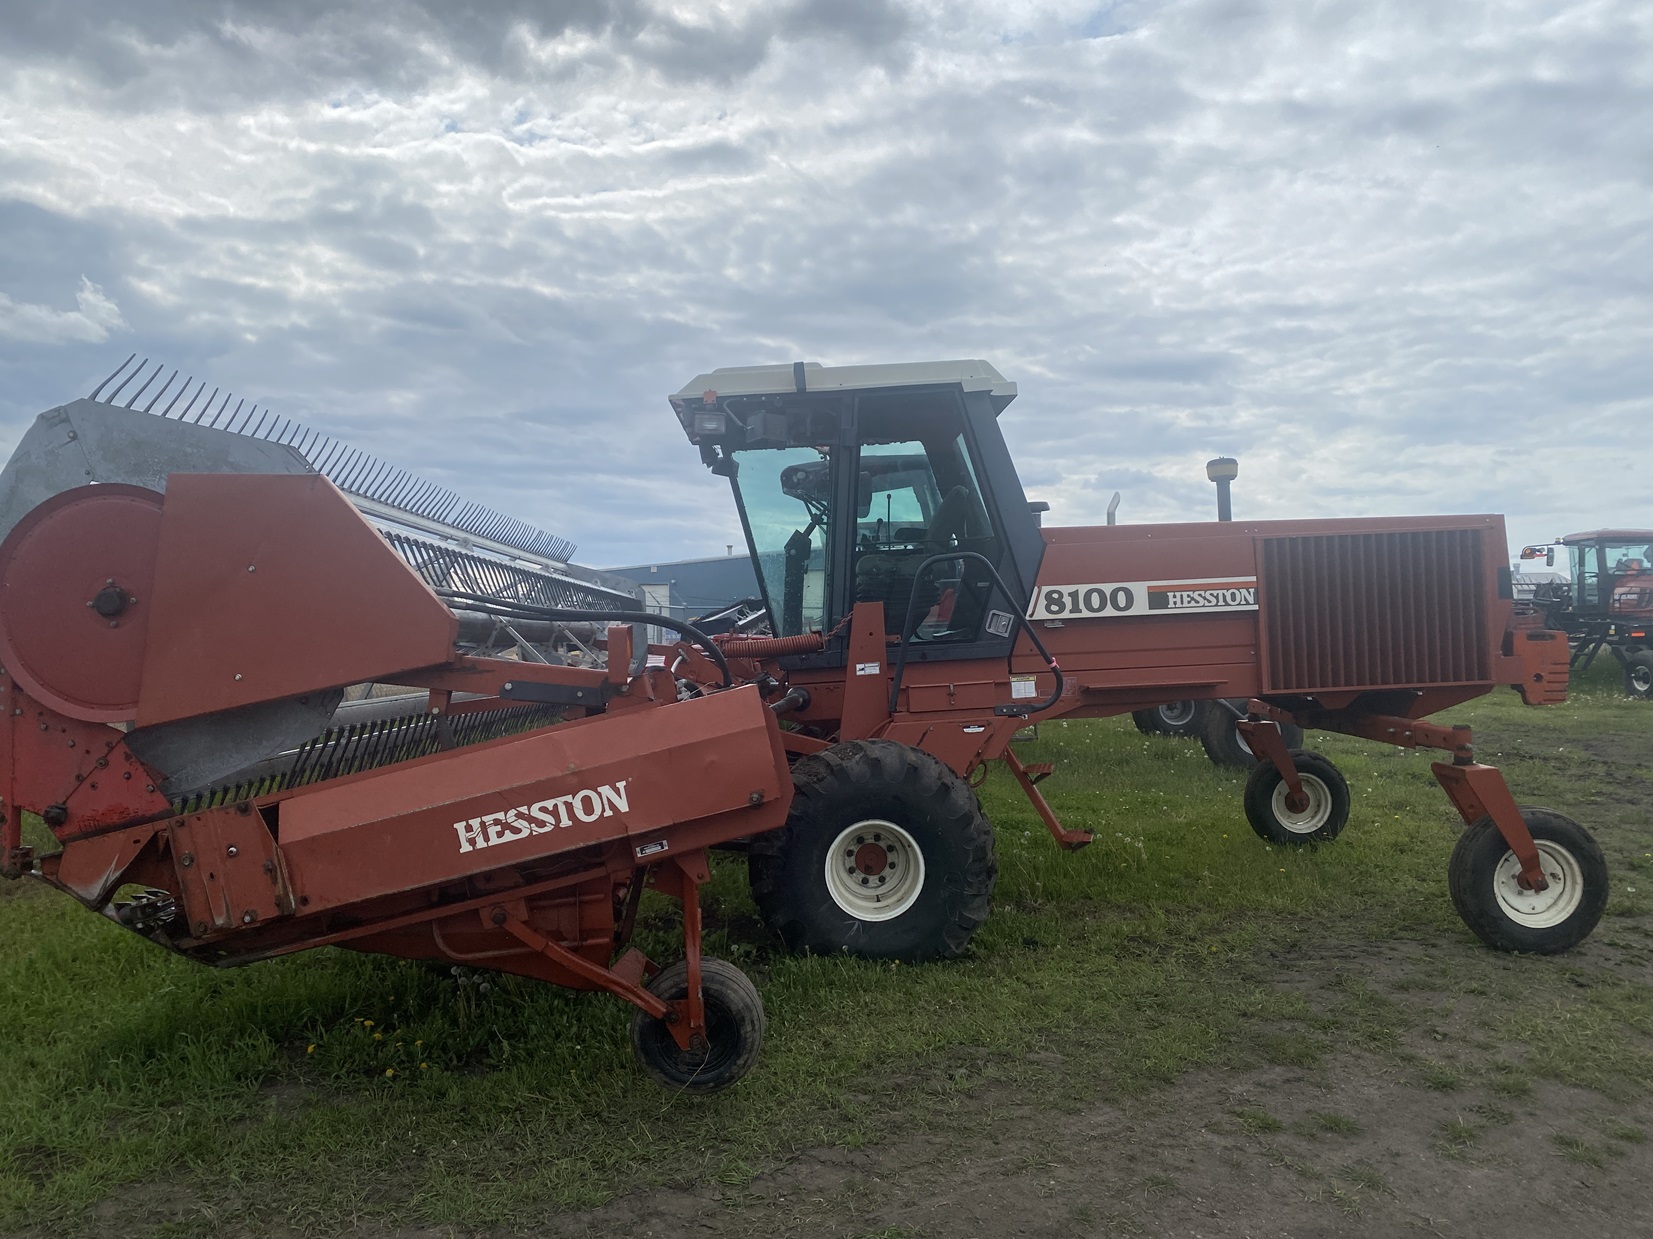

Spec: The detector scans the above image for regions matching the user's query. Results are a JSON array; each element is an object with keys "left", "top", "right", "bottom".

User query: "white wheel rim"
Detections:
[
  {"left": 1269, "top": 774, "right": 1334, "bottom": 834},
  {"left": 1159, "top": 700, "right": 1197, "bottom": 727},
  {"left": 823, "top": 819, "right": 926, "bottom": 922},
  {"left": 1492, "top": 841, "right": 1585, "bottom": 929},
  {"left": 1633, "top": 665, "right": 1652, "bottom": 692}
]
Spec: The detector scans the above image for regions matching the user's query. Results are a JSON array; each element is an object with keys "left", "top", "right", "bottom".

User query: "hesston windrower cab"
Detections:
[
  {"left": 1519, "top": 532, "right": 1653, "bottom": 699},
  {"left": 0, "top": 357, "right": 1607, "bottom": 1094}
]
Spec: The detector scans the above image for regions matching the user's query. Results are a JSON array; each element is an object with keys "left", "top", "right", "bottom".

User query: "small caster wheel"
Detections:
[
  {"left": 630, "top": 958, "right": 765, "bottom": 1093},
  {"left": 1242, "top": 750, "right": 1350, "bottom": 845},
  {"left": 1200, "top": 701, "right": 1304, "bottom": 768},
  {"left": 1448, "top": 808, "right": 1608, "bottom": 954},
  {"left": 1131, "top": 700, "right": 1203, "bottom": 737},
  {"left": 1625, "top": 650, "right": 1653, "bottom": 700}
]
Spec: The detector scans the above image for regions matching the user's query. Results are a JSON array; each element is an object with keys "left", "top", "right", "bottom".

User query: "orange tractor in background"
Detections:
[
  {"left": 0, "top": 356, "right": 1604, "bottom": 1093},
  {"left": 1520, "top": 531, "right": 1653, "bottom": 699}
]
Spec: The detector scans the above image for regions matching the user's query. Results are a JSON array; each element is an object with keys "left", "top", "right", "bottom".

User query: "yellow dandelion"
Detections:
[
  {"left": 373, "top": 1032, "right": 383, "bottom": 1041},
  {"left": 306, "top": 1044, "right": 316, "bottom": 1054},
  {"left": 420, "top": 1062, "right": 429, "bottom": 1070},
  {"left": 384, "top": 1067, "right": 395, "bottom": 1077},
  {"left": 415, "top": 1040, "right": 423, "bottom": 1047},
  {"left": 363, "top": 1019, "right": 374, "bottom": 1028}
]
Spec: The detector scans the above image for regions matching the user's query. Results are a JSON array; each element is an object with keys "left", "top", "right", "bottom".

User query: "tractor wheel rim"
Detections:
[
  {"left": 1492, "top": 841, "right": 1585, "bottom": 929},
  {"left": 1158, "top": 700, "right": 1197, "bottom": 727},
  {"left": 823, "top": 818, "right": 926, "bottom": 922},
  {"left": 1633, "top": 665, "right": 1652, "bottom": 692},
  {"left": 1269, "top": 774, "right": 1333, "bottom": 833}
]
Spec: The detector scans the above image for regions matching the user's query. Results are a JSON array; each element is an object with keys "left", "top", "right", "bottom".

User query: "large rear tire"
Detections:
[
  {"left": 1447, "top": 808, "right": 1607, "bottom": 954},
  {"left": 1199, "top": 701, "right": 1304, "bottom": 768},
  {"left": 1131, "top": 700, "right": 1204, "bottom": 737},
  {"left": 748, "top": 740, "right": 996, "bottom": 961},
  {"left": 1625, "top": 650, "right": 1653, "bottom": 700}
]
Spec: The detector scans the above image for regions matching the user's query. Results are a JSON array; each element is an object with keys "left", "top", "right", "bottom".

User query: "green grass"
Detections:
[{"left": 0, "top": 666, "right": 1649, "bottom": 1235}]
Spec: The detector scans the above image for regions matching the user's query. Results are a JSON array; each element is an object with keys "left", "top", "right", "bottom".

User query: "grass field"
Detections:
[{"left": 1, "top": 661, "right": 1649, "bottom": 1237}]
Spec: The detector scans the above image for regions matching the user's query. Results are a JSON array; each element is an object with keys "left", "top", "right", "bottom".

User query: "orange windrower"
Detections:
[{"left": 0, "top": 356, "right": 1609, "bottom": 1090}]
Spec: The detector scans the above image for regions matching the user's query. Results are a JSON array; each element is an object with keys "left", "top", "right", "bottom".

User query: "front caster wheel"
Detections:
[
  {"left": 1447, "top": 808, "right": 1608, "bottom": 954},
  {"left": 1242, "top": 750, "right": 1350, "bottom": 845},
  {"left": 749, "top": 739, "right": 996, "bottom": 961},
  {"left": 629, "top": 958, "right": 765, "bottom": 1093},
  {"left": 1200, "top": 701, "right": 1304, "bottom": 768}
]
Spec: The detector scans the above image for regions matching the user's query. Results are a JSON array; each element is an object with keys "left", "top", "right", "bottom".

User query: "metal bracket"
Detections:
[
  {"left": 1003, "top": 748, "right": 1091, "bottom": 851},
  {"left": 1431, "top": 761, "right": 1549, "bottom": 891},
  {"left": 499, "top": 679, "right": 612, "bottom": 708},
  {"left": 1236, "top": 718, "right": 1308, "bottom": 809}
]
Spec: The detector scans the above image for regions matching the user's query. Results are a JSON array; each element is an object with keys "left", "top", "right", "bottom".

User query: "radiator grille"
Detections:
[{"left": 1260, "top": 529, "right": 1490, "bottom": 693}]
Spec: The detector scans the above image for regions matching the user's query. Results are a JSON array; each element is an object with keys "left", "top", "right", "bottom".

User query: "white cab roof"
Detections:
[{"left": 671, "top": 359, "right": 1016, "bottom": 412}]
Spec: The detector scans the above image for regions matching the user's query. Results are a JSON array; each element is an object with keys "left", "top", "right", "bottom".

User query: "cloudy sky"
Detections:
[{"left": 0, "top": 0, "right": 1648, "bottom": 570}]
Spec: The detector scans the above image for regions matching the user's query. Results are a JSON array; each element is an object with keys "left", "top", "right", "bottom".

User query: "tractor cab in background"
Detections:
[
  {"left": 1520, "top": 529, "right": 1653, "bottom": 698},
  {"left": 672, "top": 360, "right": 1044, "bottom": 661}
]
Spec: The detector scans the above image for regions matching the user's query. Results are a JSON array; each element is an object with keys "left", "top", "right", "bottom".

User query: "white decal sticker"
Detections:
[
  {"left": 963, "top": 724, "right": 987, "bottom": 734},
  {"left": 635, "top": 839, "right": 669, "bottom": 858},
  {"left": 1010, "top": 676, "right": 1038, "bottom": 700},
  {"left": 1026, "top": 577, "right": 1258, "bottom": 620},
  {"left": 855, "top": 661, "right": 881, "bottom": 676},
  {"left": 454, "top": 779, "right": 630, "bottom": 854}
]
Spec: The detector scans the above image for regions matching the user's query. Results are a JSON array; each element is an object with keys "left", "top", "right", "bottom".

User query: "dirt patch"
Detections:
[
  {"left": 524, "top": 1056, "right": 1652, "bottom": 1239},
  {"left": 520, "top": 935, "right": 1653, "bottom": 1239}
]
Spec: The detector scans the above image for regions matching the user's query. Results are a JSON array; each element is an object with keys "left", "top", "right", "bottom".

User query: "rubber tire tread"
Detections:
[
  {"left": 1242, "top": 750, "right": 1350, "bottom": 845},
  {"left": 748, "top": 739, "right": 996, "bottom": 962},
  {"left": 1133, "top": 701, "right": 1204, "bottom": 738},
  {"left": 1447, "top": 807, "right": 1608, "bottom": 955},
  {"left": 1131, "top": 709, "right": 1168, "bottom": 736},
  {"left": 629, "top": 958, "right": 765, "bottom": 1093},
  {"left": 1199, "top": 701, "right": 1305, "bottom": 768},
  {"left": 1625, "top": 650, "right": 1653, "bottom": 700}
]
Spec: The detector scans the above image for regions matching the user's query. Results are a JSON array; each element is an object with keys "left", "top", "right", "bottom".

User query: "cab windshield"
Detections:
[
  {"left": 731, "top": 446, "right": 836, "bottom": 638},
  {"left": 1571, "top": 540, "right": 1653, "bottom": 614},
  {"left": 728, "top": 404, "right": 1007, "bottom": 643}
]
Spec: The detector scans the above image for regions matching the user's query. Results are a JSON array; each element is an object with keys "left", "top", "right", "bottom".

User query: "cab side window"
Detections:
[{"left": 853, "top": 420, "right": 1003, "bottom": 641}]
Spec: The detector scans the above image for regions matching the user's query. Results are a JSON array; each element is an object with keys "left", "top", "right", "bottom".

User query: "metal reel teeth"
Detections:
[{"left": 87, "top": 356, "right": 580, "bottom": 565}]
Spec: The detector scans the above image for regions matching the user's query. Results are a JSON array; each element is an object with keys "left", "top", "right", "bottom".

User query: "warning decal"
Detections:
[{"left": 1027, "top": 577, "right": 1259, "bottom": 620}]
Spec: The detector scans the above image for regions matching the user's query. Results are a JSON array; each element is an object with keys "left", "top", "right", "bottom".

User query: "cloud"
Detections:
[
  {"left": 0, "top": 277, "right": 127, "bottom": 344},
  {"left": 0, "top": 0, "right": 1647, "bottom": 569}
]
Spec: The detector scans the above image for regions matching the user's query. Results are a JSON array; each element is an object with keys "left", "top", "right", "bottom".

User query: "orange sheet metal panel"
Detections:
[
  {"left": 0, "top": 484, "right": 165, "bottom": 722},
  {"left": 136, "top": 474, "right": 458, "bottom": 726},
  {"left": 276, "top": 685, "right": 788, "bottom": 913},
  {"left": 170, "top": 811, "right": 289, "bottom": 934},
  {"left": 1019, "top": 514, "right": 1510, "bottom": 699},
  {"left": 1257, "top": 526, "right": 1494, "bottom": 694},
  {"left": 1014, "top": 523, "right": 1264, "bottom": 692}
]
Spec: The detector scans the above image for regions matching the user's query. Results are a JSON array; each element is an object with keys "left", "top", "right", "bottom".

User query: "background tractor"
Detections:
[{"left": 1520, "top": 531, "right": 1653, "bottom": 699}]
